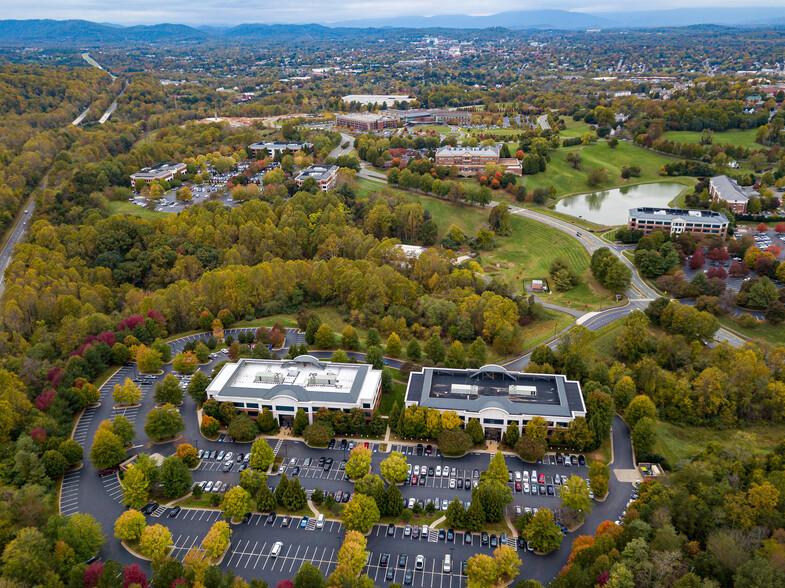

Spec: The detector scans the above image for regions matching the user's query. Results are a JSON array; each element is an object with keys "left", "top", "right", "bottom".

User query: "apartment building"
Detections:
[
  {"left": 434, "top": 145, "right": 500, "bottom": 174},
  {"left": 709, "top": 175, "right": 755, "bottom": 214},
  {"left": 294, "top": 165, "right": 339, "bottom": 191}
]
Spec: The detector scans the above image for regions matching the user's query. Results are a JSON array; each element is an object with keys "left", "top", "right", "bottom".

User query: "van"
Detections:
[
  {"left": 271, "top": 542, "right": 283, "bottom": 557},
  {"left": 443, "top": 554, "right": 452, "bottom": 573},
  {"left": 316, "top": 514, "right": 324, "bottom": 529}
]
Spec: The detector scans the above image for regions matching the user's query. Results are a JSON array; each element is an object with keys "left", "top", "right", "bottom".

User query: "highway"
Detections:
[
  {"left": 537, "top": 114, "right": 551, "bottom": 131},
  {"left": 0, "top": 203, "right": 35, "bottom": 297}
]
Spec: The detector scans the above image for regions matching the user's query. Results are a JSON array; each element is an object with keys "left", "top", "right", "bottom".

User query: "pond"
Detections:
[{"left": 553, "top": 183, "right": 685, "bottom": 225}]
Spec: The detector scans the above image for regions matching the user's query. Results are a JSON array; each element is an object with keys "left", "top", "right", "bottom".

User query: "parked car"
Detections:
[
  {"left": 415, "top": 555, "right": 425, "bottom": 570},
  {"left": 300, "top": 516, "right": 308, "bottom": 528},
  {"left": 168, "top": 506, "right": 181, "bottom": 518},
  {"left": 398, "top": 554, "right": 407, "bottom": 568},
  {"left": 379, "top": 553, "right": 389, "bottom": 567},
  {"left": 266, "top": 512, "right": 276, "bottom": 524},
  {"left": 464, "top": 531, "right": 472, "bottom": 544}
]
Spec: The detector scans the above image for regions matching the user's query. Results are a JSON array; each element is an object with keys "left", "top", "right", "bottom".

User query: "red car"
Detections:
[
  {"left": 412, "top": 475, "right": 418, "bottom": 485},
  {"left": 98, "top": 468, "right": 117, "bottom": 476},
  {"left": 515, "top": 482, "right": 522, "bottom": 492},
  {"left": 538, "top": 473, "right": 545, "bottom": 484}
]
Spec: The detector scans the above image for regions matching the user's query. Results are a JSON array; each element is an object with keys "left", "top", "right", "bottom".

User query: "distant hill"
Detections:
[{"left": 0, "top": 19, "right": 207, "bottom": 45}]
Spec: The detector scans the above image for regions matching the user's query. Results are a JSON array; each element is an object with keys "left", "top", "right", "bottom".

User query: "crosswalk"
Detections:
[
  {"left": 428, "top": 530, "right": 439, "bottom": 543},
  {"left": 150, "top": 505, "right": 167, "bottom": 518},
  {"left": 273, "top": 439, "right": 284, "bottom": 456}
]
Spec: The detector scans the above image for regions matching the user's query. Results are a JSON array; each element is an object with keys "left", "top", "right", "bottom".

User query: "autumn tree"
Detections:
[
  {"left": 201, "top": 520, "right": 232, "bottom": 559},
  {"left": 176, "top": 443, "right": 199, "bottom": 468},
  {"left": 172, "top": 352, "right": 198, "bottom": 374},
  {"left": 380, "top": 451, "right": 408, "bottom": 483},
  {"left": 122, "top": 464, "right": 150, "bottom": 509},
  {"left": 221, "top": 486, "right": 254, "bottom": 521},
  {"left": 90, "top": 425, "right": 125, "bottom": 470},
  {"left": 145, "top": 404, "right": 186, "bottom": 440},
  {"left": 588, "top": 461, "right": 610, "bottom": 498},
  {"left": 114, "top": 509, "right": 146, "bottom": 543},
  {"left": 345, "top": 444, "right": 372, "bottom": 479},
  {"left": 524, "top": 508, "right": 563, "bottom": 553},
  {"left": 58, "top": 513, "right": 105, "bottom": 561},
  {"left": 560, "top": 475, "right": 592, "bottom": 523},
  {"left": 249, "top": 438, "right": 275, "bottom": 471},
  {"left": 139, "top": 524, "right": 173, "bottom": 562},
  {"left": 342, "top": 493, "right": 381, "bottom": 534},
  {"left": 113, "top": 378, "right": 141, "bottom": 405}
]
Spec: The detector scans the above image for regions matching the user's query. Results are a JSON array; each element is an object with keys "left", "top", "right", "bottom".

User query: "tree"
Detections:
[
  {"left": 425, "top": 333, "right": 446, "bottom": 364},
  {"left": 144, "top": 404, "right": 185, "bottom": 440},
  {"left": 588, "top": 461, "right": 610, "bottom": 498},
  {"left": 515, "top": 436, "right": 547, "bottom": 462},
  {"left": 345, "top": 445, "right": 372, "bottom": 479},
  {"left": 303, "top": 422, "right": 333, "bottom": 447},
  {"left": 437, "top": 428, "right": 473, "bottom": 456},
  {"left": 466, "top": 418, "right": 485, "bottom": 444},
  {"left": 187, "top": 371, "right": 210, "bottom": 404},
  {"left": 228, "top": 413, "right": 258, "bottom": 442},
  {"left": 176, "top": 443, "right": 199, "bottom": 468},
  {"left": 1, "top": 527, "right": 52, "bottom": 584},
  {"left": 257, "top": 485, "right": 276, "bottom": 512},
  {"left": 172, "top": 352, "right": 198, "bottom": 375},
  {"left": 632, "top": 417, "right": 657, "bottom": 454},
  {"left": 386, "top": 332, "right": 402, "bottom": 357},
  {"left": 90, "top": 427, "right": 125, "bottom": 470},
  {"left": 59, "top": 513, "right": 105, "bottom": 561},
  {"left": 139, "top": 524, "right": 173, "bottom": 562},
  {"left": 466, "top": 553, "right": 498, "bottom": 588},
  {"left": 258, "top": 407, "right": 279, "bottom": 434},
  {"left": 137, "top": 346, "right": 163, "bottom": 373},
  {"left": 221, "top": 486, "right": 253, "bottom": 520},
  {"left": 291, "top": 409, "right": 309, "bottom": 437},
  {"left": 239, "top": 467, "right": 267, "bottom": 498},
  {"left": 525, "top": 416, "right": 548, "bottom": 441},
  {"left": 386, "top": 482, "right": 403, "bottom": 517},
  {"left": 494, "top": 545, "right": 522, "bottom": 582},
  {"left": 445, "top": 496, "right": 466, "bottom": 528},
  {"left": 159, "top": 456, "right": 192, "bottom": 498},
  {"left": 342, "top": 493, "right": 380, "bottom": 534},
  {"left": 154, "top": 375, "right": 183, "bottom": 405},
  {"left": 504, "top": 421, "right": 520, "bottom": 447},
  {"left": 625, "top": 395, "right": 658, "bottom": 429},
  {"left": 406, "top": 338, "right": 421, "bottom": 361},
  {"left": 560, "top": 475, "right": 592, "bottom": 522},
  {"left": 365, "top": 345, "right": 384, "bottom": 370},
  {"left": 113, "top": 414, "right": 136, "bottom": 445},
  {"left": 201, "top": 414, "right": 220, "bottom": 437},
  {"left": 293, "top": 561, "right": 326, "bottom": 588},
  {"left": 613, "top": 376, "right": 637, "bottom": 410},
  {"left": 335, "top": 531, "right": 369, "bottom": 578},
  {"left": 341, "top": 326, "right": 360, "bottom": 350},
  {"left": 524, "top": 509, "right": 562, "bottom": 552},
  {"left": 122, "top": 464, "right": 150, "bottom": 509},
  {"left": 380, "top": 451, "right": 408, "bottom": 483},
  {"left": 250, "top": 438, "right": 275, "bottom": 470},
  {"left": 114, "top": 509, "right": 146, "bottom": 543},
  {"left": 465, "top": 492, "right": 485, "bottom": 531},
  {"left": 201, "top": 520, "right": 232, "bottom": 559},
  {"left": 486, "top": 451, "right": 509, "bottom": 484},
  {"left": 314, "top": 324, "right": 336, "bottom": 348},
  {"left": 282, "top": 476, "right": 307, "bottom": 511},
  {"left": 113, "top": 378, "right": 141, "bottom": 405}
]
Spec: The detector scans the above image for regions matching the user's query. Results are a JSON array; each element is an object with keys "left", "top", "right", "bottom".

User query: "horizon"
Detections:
[{"left": 2, "top": 2, "right": 785, "bottom": 27}]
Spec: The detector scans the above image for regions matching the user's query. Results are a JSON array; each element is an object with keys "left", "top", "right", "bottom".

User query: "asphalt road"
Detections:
[
  {"left": 0, "top": 203, "right": 35, "bottom": 297},
  {"left": 63, "top": 328, "right": 637, "bottom": 586}
]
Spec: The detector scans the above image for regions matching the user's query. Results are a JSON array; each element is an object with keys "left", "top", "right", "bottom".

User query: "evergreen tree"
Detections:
[
  {"left": 386, "top": 483, "right": 403, "bottom": 517},
  {"left": 284, "top": 476, "right": 307, "bottom": 510},
  {"left": 445, "top": 497, "right": 466, "bottom": 529},
  {"left": 366, "top": 328, "right": 382, "bottom": 348},
  {"left": 293, "top": 409, "right": 309, "bottom": 437},
  {"left": 388, "top": 402, "right": 402, "bottom": 433},
  {"left": 406, "top": 338, "right": 422, "bottom": 361},
  {"left": 424, "top": 334, "right": 446, "bottom": 364},
  {"left": 275, "top": 473, "right": 289, "bottom": 506},
  {"left": 465, "top": 491, "right": 485, "bottom": 531}
]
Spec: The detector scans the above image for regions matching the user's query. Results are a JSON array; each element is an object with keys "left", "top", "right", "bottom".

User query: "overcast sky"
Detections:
[{"left": 1, "top": 1, "right": 781, "bottom": 26}]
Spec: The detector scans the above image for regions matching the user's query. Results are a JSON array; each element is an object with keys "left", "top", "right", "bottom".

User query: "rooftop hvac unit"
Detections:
[
  {"left": 255, "top": 372, "right": 283, "bottom": 384},
  {"left": 509, "top": 385, "right": 537, "bottom": 397},
  {"left": 451, "top": 384, "right": 479, "bottom": 396},
  {"left": 309, "top": 373, "right": 337, "bottom": 386},
  {"left": 688, "top": 210, "right": 702, "bottom": 217}
]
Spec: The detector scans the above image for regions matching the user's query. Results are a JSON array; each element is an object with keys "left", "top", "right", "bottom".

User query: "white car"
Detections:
[
  {"left": 442, "top": 499, "right": 448, "bottom": 510},
  {"left": 523, "top": 483, "right": 530, "bottom": 494},
  {"left": 515, "top": 471, "right": 522, "bottom": 482},
  {"left": 442, "top": 468, "right": 449, "bottom": 478},
  {"left": 449, "top": 478, "right": 456, "bottom": 489},
  {"left": 414, "top": 465, "right": 420, "bottom": 476},
  {"left": 522, "top": 472, "right": 529, "bottom": 483},
  {"left": 225, "top": 452, "right": 233, "bottom": 461},
  {"left": 408, "top": 497, "right": 416, "bottom": 509},
  {"left": 435, "top": 466, "right": 441, "bottom": 476}
]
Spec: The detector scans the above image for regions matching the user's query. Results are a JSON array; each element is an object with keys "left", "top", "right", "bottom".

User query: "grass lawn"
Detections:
[
  {"left": 587, "top": 432, "right": 613, "bottom": 465},
  {"left": 717, "top": 316, "right": 780, "bottom": 350},
  {"left": 592, "top": 320, "right": 625, "bottom": 360},
  {"left": 655, "top": 420, "right": 785, "bottom": 465},
  {"left": 462, "top": 127, "right": 523, "bottom": 137},
  {"left": 524, "top": 141, "right": 692, "bottom": 198},
  {"left": 416, "top": 125, "right": 451, "bottom": 133},
  {"left": 557, "top": 119, "right": 594, "bottom": 139},
  {"left": 662, "top": 129, "right": 761, "bottom": 151},
  {"left": 379, "top": 381, "right": 406, "bottom": 415},
  {"left": 107, "top": 201, "right": 168, "bottom": 220}
]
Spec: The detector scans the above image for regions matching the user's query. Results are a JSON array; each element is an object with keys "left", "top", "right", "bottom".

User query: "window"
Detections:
[
  {"left": 275, "top": 406, "right": 294, "bottom": 412},
  {"left": 246, "top": 402, "right": 259, "bottom": 409},
  {"left": 233, "top": 402, "right": 245, "bottom": 408},
  {"left": 482, "top": 418, "right": 505, "bottom": 425},
  {"left": 362, "top": 403, "right": 371, "bottom": 409}
]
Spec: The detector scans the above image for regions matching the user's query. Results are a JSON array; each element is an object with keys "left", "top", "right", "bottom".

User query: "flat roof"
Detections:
[
  {"left": 629, "top": 207, "right": 729, "bottom": 225},
  {"left": 130, "top": 162, "right": 186, "bottom": 179},
  {"left": 336, "top": 113, "right": 395, "bottom": 122},
  {"left": 342, "top": 94, "right": 412, "bottom": 106},
  {"left": 406, "top": 365, "right": 585, "bottom": 419},
  {"left": 295, "top": 165, "right": 339, "bottom": 182},
  {"left": 435, "top": 146, "right": 500, "bottom": 157},
  {"left": 207, "top": 356, "right": 381, "bottom": 406},
  {"left": 248, "top": 141, "right": 310, "bottom": 151}
]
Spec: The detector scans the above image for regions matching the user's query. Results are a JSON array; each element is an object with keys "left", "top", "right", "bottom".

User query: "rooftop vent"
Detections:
[
  {"left": 255, "top": 372, "right": 283, "bottom": 384},
  {"left": 309, "top": 372, "right": 337, "bottom": 386},
  {"left": 451, "top": 384, "right": 479, "bottom": 396},
  {"left": 509, "top": 385, "right": 537, "bottom": 397}
]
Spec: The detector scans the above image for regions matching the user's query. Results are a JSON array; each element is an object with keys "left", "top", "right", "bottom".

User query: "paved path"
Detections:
[
  {"left": 0, "top": 201, "right": 35, "bottom": 297},
  {"left": 537, "top": 114, "right": 550, "bottom": 131}
]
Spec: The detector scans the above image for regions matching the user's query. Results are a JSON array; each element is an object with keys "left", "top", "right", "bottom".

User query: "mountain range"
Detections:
[{"left": 1, "top": 8, "right": 785, "bottom": 46}]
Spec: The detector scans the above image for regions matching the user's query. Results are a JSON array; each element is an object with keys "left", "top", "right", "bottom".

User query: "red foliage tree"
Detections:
[
  {"left": 30, "top": 428, "right": 47, "bottom": 444},
  {"left": 758, "top": 222, "right": 769, "bottom": 233},
  {"left": 35, "top": 389, "right": 56, "bottom": 412},
  {"left": 729, "top": 260, "right": 750, "bottom": 278},
  {"left": 755, "top": 256, "right": 776, "bottom": 277},
  {"left": 84, "top": 562, "right": 105, "bottom": 588},
  {"left": 277, "top": 581, "right": 293, "bottom": 588},
  {"left": 689, "top": 248, "right": 705, "bottom": 270},
  {"left": 707, "top": 248, "right": 730, "bottom": 262},
  {"left": 123, "top": 564, "right": 148, "bottom": 588},
  {"left": 775, "top": 222, "right": 785, "bottom": 234},
  {"left": 766, "top": 245, "right": 782, "bottom": 256},
  {"left": 706, "top": 266, "right": 728, "bottom": 280}
]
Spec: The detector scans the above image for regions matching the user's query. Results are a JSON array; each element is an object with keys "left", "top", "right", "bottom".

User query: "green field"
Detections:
[
  {"left": 524, "top": 141, "right": 692, "bottom": 198},
  {"left": 591, "top": 320, "right": 625, "bottom": 360},
  {"left": 558, "top": 119, "right": 594, "bottom": 138},
  {"left": 662, "top": 128, "right": 760, "bottom": 151},
  {"left": 461, "top": 127, "right": 523, "bottom": 137},
  {"left": 718, "top": 316, "right": 782, "bottom": 350},
  {"left": 107, "top": 201, "right": 168, "bottom": 219},
  {"left": 655, "top": 420, "right": 785, "bottom": 465}
]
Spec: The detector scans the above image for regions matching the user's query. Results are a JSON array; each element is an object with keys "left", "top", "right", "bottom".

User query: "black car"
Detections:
[
  {"left": 323, "top": 461, "right": 332, "bottom": 472},
  {"left": 428, "top": 467, "right": 434, "bottom": 476},
  {"left": 291, "top": 466, "right": 300, "bottom": 476},
  {"left": 547, "top": 485, "right": 554, "bottom": 495},
  {"left": 266, "top": 512, "right": 277, "bottom": 524},
  {"left": 318, "top": 457, "right": 326, "bottom": 465},
  {"left": 327, "top": 439, "right": 336, "bottom": 449},
  {"left": 342, "top": 492, "right": 351, "bottom": 503},
  {"left": 236, "top": 453, "right": 244, "bottom": 462},
  {"left": 380, "top": 553, "right": 390, "bottom": 567},
  {"left": 457, "top": 478, "right": 463, "bottom": 489},
  {"left": 416, "top": 444, "right": 423, "bottom": 455},
  {"left": 571, "top": 455, "right": 578, "bottom": 466},
  {"left": 385, "top": 567, "right": 395, "bottom": 581},
  {"left": 481, "top": 532, "right": 489, "bottom": 545},
  {"left": 419, "top": 476, "right": 425, "bottom": 486},
  {"left": 517, "top": 537, "right": 526, "bottom": 549},
  {"left": 578, "top": 455, "right": 586, "bottom": 466},
  {"left": 461, "top": 561, "right": 468, "bottom": 575},
  {"left": 340, "top": 439, "right": 348, "bottom": 450},
  {"left": 387, "top": 523, "right": 395, "bottom": 536},
  {"left": 490, "top": 534, "right": 498, "bottom": 548},
  {"left": 447, "top": 528, "right": 454, "bottom": 542},
  {"left": 438, "top": 529, "right": 446, "bottom": 540},
  {"left": 398, "top": 554, "right": 407, "bottom": 568},
  {"left": 404, "top": 570, "right": 413, "bottom": 585},
  {"left": 168, "top": 506, "right": 181, "bottom": 518},
  {"left": 242, "top": 512, "right": 252, "bottom": 524},
  {"left": 142, "top": 502, "right": 159, "bottom": 515}
]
